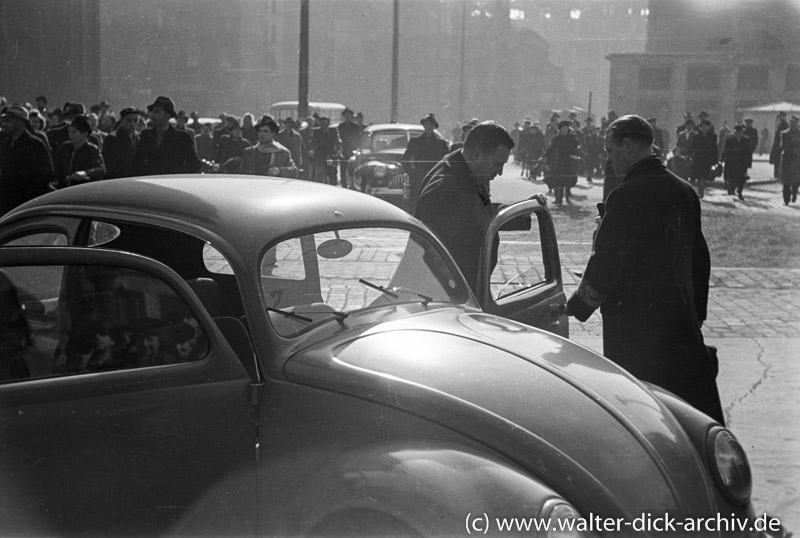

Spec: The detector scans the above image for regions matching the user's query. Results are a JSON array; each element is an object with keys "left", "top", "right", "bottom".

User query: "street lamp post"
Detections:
[{"left": 298, "top": 0, "right": 309, "bottom": 121}]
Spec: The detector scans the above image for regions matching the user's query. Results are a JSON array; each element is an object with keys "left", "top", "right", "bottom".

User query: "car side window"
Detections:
[
  {"left": 491, "top": 211, "right": 548, "bottom": 301},
  {"left": 0, "top": 263, "right": 208, "bottom": 384},
  {"left": 3, "top": 231, "right": 68, "bottom": 247}
]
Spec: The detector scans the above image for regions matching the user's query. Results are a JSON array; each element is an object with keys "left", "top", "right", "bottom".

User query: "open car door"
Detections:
[{"left": 476, "top": 198, "right": 568, "bottom": 337}]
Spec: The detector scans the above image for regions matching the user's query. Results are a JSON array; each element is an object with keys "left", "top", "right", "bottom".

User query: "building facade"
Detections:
[{"left": 608, "top": 0, "right": 800, "bottom": 133}]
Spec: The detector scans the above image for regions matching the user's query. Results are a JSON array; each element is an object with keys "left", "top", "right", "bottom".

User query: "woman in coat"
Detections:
[
  {"left": 52, "top": 115, "right": 106, "bottom": 189},
  {"left": 239, "top": 117, "right": 298, "bottom": 178}
]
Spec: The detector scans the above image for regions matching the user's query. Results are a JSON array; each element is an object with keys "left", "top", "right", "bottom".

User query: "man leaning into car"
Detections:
[
  {"left": 566, "top": 114, "right": 725, "bottom": 425},
  {"left": 414, "top": 121, "right": 514, "bottom": 295}
]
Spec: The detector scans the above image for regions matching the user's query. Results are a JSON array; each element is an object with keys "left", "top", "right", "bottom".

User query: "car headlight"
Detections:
[
  {"left": 373, "top": 164, "right": 387, "bottom": 178},
  {"left": 539, "top": 499, "right": 589, "bottom": 538},
  {"left": 706, "top": 426, "right": 752, "bottom": 505}
]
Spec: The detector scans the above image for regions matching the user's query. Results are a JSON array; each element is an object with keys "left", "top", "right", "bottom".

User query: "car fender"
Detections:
[{"left": 278, "top": 441, "right": 566, "bottom": 537}]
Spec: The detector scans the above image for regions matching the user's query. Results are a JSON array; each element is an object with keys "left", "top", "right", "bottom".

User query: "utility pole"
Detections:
[
  {"left": 390, "top": 0, "right": 400, "bottom": 122},
  {"left": 458, "top": 1, "right": 466, "bottom": 123},
  {"left": 298, "top": 0, "right": 310, "bottom": 120}
]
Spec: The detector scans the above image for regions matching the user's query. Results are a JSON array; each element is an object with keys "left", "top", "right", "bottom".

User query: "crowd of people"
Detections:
[{"left": 0, "top": 94, "right": 378, "bottom": 216}]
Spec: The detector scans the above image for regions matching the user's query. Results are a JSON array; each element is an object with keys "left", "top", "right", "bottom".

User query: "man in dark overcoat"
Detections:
[
  {"left": 0, "top": 104, "right": 54, "bottom": 215},
  {"left": 743, "top": 118, "right": 758, "bottom": 161},
  {"left": 414, "top": 121, "right": 514, "bottom": 296},
  {"left": 780, "top": 115, "right": 800, "bottom": 205},
  {"left": 102, "top": 107, "right": 141, "bottom": 179},
  {"left": 567, "top": 114, "right": 724, "bottom": 425},
  {"left": 688, "top": 120, "right": 718, "bottom": 198},
  {"left": 721, "top": 124, "right": 752, "bottom": 200},
  {"left": 134, "top": 96, "right": 201, "bottom": 176},
  {"left": 770, "top": 111, "right": 789, "bottom": 179},
  {"left": 401, "top": 113, "right": 449, "bottom": 211},
  {"left": 543, "top": 121, "right": 581, "bottom": 205}
]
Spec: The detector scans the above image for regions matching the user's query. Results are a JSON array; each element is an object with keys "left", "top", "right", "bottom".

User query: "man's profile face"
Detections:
[
  {"left": 604, "top": 134, "right": 630, "bottom": 176},
  {"left": 468, "top": 145, "right": 511, "bottom": 184}
]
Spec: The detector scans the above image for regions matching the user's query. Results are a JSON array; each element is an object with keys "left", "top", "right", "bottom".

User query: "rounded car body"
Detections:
[
  {"left": 0, "top": 176, "right": 762, "bottom": 536},
  {"left": 347, "top": 123, "right": 426, "bottom": 209}
]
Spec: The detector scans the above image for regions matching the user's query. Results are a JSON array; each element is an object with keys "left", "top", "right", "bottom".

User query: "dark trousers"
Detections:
[{"left": 783, "top": 183, "right": 799, "bottom": 204}]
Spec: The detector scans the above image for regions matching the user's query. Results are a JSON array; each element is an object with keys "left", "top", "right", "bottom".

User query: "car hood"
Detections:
[
  {"left": 357, "top": 149, "right": 405, "bottom": 163},
  {"left": 285, "top": 309, "right": 717, "bottom": 520}
]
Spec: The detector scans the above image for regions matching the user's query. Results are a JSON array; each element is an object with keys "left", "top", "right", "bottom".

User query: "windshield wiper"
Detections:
[
  {"left": 266, "top": 307, "right": 312, "bottom": 323},
  {"left": 358, "top": 278, "right": 399, "bottom": 298},
  {"left": 358, "top": 279, "right": 433, "bottom": 306}
]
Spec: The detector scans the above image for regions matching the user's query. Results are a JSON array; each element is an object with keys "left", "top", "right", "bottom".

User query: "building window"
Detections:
[
  {"left": 687, "top": 65, "right": 720, "bottom": 91},
  {"left": 737, "top": 65, "right": 770, "bottom": 91},
  {"left": 570, "top": 9, "right": 581, "bottom": 20},
  {"left": 786, "top": 65, "right": 800, "bottom": 91},
  {"left": 510, "top": 8, "right": 525, "bottom": 20},
  {"left": 639, "top": 66, "right": 671, "bottom": 90}
]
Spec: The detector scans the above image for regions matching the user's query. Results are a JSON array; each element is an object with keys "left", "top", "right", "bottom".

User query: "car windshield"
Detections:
[
  {"left": 260, "top": 226, "right": 468, "bottom": 336},
  {"left": 370, "top": 132, "right": 411, "bottom": 152}
]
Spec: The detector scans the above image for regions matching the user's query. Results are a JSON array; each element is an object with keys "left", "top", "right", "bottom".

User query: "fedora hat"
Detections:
[
  {"left": 0, "top": 104, "right": 30, "bottom": 123},
  {"left": 146, "top": 96, "right": 177, "bottom": 117}
]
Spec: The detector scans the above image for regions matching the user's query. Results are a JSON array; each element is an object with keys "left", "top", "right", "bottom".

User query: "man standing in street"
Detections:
[
  {"left": 0, "top": 104, "right": 54, "bottom": 214},
  {"left": 414, "top": 121, "right": 514, "bottom": 295},
  {"left": 779, "top": 115, "right": 800, "bottom": 205},
  {"left": 401, "top": 113, "right": 449, "bottom": 211},
  {"left": 743, "top": 118, "right": 758, "bottom": 163},
  {"left": 134, "top": 96, "right": 201, "bottom": 176},
  {"left": 566, "top": 114, "right": 724, "bottom": 424},
  {"left": 239, "top": 116, "right": 297, "bottom": 178},
  {"left": 275, "top": 117, "right": 304, "bottom": 176},
  {"left": 102, "top": 107, "right": 141, "bottom": 179},
  {"left": 721, "top": 124, "right": 752, "bottom": 201},
  {"left": 689, "top": 119, "right": 718, "bottom": 198},
  {"left": 770, "top": 111, "right": 789, "bottom": 179},
  {"left": 310, "top": 117, "right": 341, "bottom": 186},
  {"left": 337, "top": 108, "right": 362, "bottom": 189}
]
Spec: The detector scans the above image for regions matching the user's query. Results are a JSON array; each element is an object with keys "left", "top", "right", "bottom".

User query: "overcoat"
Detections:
[
  {"left": 567, "top": 155, "right": 723, "bottom": 423},
  {"left": 721, "top": 134, "right": 751, "bottom": 186},
  {"left": 54, "top": 141, "right": 106, "bottom": 186},
  {"left": 401, "top": 132, "right": 449, "bottom": 204},
  {"left": 0, "top": 130, "right": 54, "bottom": 215},
  {"left": 543, "top": 132, "right": 580, "bottom": 188},
  {"left": 414, "top": 150, "right": 495, "bottom": 295},
  {"left": 689, "top": 130, "right": 718, "bottom": 180},
  {"left": 134, "top": 125, "right": 201, "bottom": 176},
  {"left": 239, "top": 142, "right": 298, "bottom": 178},
  {"left": 780, "top": 128, "right": 800, "bottom": 188},
  {"left": 102, "top": 128, "right": 138, "bottom": 179},
  {"left": 770, "top": 120, "right": 789, "bottom": 165}
]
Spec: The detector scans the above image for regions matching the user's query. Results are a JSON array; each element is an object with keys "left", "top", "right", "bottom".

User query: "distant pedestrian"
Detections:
[
  {"left": 567, "top": 114, "right": 724, "bottom": 424},
  {"left": 52, "top": 115, "right": 106, "bottom": 189},
  {"left": 770, "top": 111, "right": 789, "bottom": 179},
  {"left": 239, "top": 116, "right": 297, "bottom": 178},
  {"left": 0, "top": 104, "right": 54, "bottom": 214},
  {"left": 516, "top": 118, "right": 534, "bottom": 177},
  {"left": 102, "top": 107, "right": 141, "bottom": 179},
  {"left": 758, "top": 124, "right": 770, "bottom": 155},
  {"left": 667, "top": 146, "right": 690, "bottom": 180},
  {"left": 47, "top": 102, "right": 101, "bottom": 157},
  {"left": 194, "top": 123, "right": 215, "bottom": 162},
  {"left": 134, "top": 96, "right": 201, "bottom": 176},
  {"left": 543, "top": 120, "right": 581, "bottom": 205},
  {"left": 779, "top": 115, "right": 800, "bottom": 205},
  {"left": 241, "top": 113, "right": 257, "bottom": 145},
  {"left": 582, "top": 118, "right": 601, "bottom": 183},
  {"left": 688, "top": 120, "right": 718, "bottom": 198},
  {"left": 275, "top": 117, "right": 304, "bottom": 174},
  {"left": 338, "top": 108, "right": 363, "bottom": 189},
  {"left": 310, "top": 117, "right": 341, "bottom": 186},
  {"left": 721, "top": 124, "right": 752, "bottom": 200},
  {"left": 215, "top": 118, "right": 250, "bottom": 168},
  {"left": 716, "top": 121, "right": 730, "bottom": 158},
  {"left": 401, "top": 113, "right": 449, "bottom": 209},
  {"left": 743, "top": 118, "right": 758, "bottom": 161}
]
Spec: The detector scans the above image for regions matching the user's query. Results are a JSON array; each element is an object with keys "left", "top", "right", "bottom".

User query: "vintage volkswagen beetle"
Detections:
[
  {"left": 0, "top": 176, "right": 761, "bottom": 536},
  {"left": 347, "top": 123, "right": 426, "bottom": 209}
]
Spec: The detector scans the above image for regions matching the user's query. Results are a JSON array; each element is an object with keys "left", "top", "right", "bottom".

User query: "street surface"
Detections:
[{"left": 491, "top": 156, "right": 800, "bottom": 530}]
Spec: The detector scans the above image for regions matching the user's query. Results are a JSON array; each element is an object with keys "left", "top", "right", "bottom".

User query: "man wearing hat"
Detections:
[
  {"left": 543, "top": 120, "right": 582, "bottom": 204},
  {"left": 103, "top": 107, "right": 142, "bottom": 179},
  {"left": 721, "top": 123, "right": 752, "bottom": 200},
  {"left": 770, "top": 111, "right": 789, "bottom": 179},
  {"left": 742, "top": 118, "right": 758, "bottom": 162},
  {"left": 239, "top": 116, "right": 297, "bottom": 178},
  {"left": 779, "top": 115, "right": 800, "bottom": 205},
  {"left": 52, "top": 115, "right": 106, "bottom": 189},
  {"left": 276, "top": 117, "right": 304, "bottom": 174},
  {"left": 47, "top": 102, "right": 101, "bottom": 157},
  {"left": 0, "top": 104, "right": 55, "bottom": 214},
  {"left": 134, "top": 96, "right": 201, "bottom": 176},
  {"left": 337, "top": 108, "right": 362, "bottom": 189},
  {"left": 309, "top": 117, "right": 342, "bottom": 186},
  {"left": 401, "top": 113, "right": 449, "bottom": 210},
  {"left": 215, "top": 118, "right": 250, "bottom": 168}
]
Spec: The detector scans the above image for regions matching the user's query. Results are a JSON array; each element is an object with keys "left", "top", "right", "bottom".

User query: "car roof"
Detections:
[
  {"left": 365, "top": 123, "right": 423, "bottom": 133},
  {"left": 6, "top": 176, "right": 418, "bottom": 252}
]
